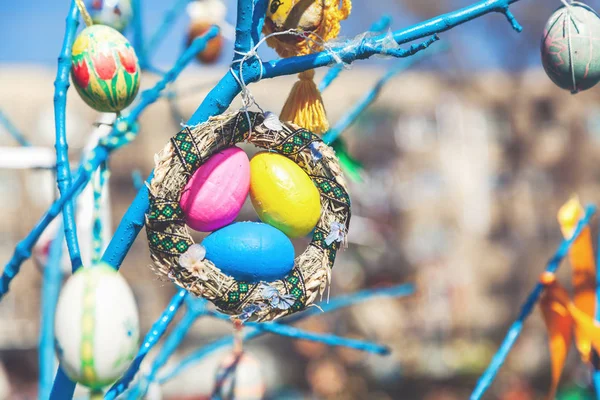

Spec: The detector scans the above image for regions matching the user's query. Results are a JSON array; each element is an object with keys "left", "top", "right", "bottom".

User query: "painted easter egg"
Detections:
[
  {"left": 187, "top": 21, "right": 224, "bottom": 64},
  {"left": 249, "top": 152, "right": 321, "bottom": 238},
  {"left": 541, "top": 3, "right": 600, "bottom": 93},
  {"left": 89, "top": 0, "right": 133, "bottom": 32},
  {"left": 180, "top": 147, "right": 250, "bottom": 232},
  {"left": 54, "top": 263, "right": 139, "bottom": 389},
  {"left": 214, "top": 352, "right": 265, "bottom": 400},
  {"left": 202, "top": 222, "right": 295, "bottom": 282},
  {"left": 267, "top": 0, "right": 324, "bottom": 35},
  {"left": 71, "top": 25, "right": 140, "bottom": 112}
]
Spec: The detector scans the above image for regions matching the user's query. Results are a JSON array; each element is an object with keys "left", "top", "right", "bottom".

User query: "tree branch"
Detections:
[
  {"left": 0, "top": 27, "right": 220, "bottom": 301},
  {"left": 53, "top": 0, "right": 83, "bottom": 271},
  {"left": 157, "top": 284, "right": 414, "bottom": 385},
  {"left": 103, "top": 289, "right": 188, "bottom": 400},
  {"left": 0, "top": 109, "right": 31, "bottom": 146}
]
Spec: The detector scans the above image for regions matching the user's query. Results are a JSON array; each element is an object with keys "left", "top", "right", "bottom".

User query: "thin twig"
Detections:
[{"left": 0, "top": 109, "right": 31, "bottom": 146}]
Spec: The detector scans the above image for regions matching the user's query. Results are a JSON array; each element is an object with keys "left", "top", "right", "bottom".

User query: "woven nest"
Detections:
[{"left": 145, "top": 111, "right": 351, "bottom": 321}]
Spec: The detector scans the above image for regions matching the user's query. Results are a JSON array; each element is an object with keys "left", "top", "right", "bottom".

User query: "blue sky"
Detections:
[{"left": 1, "top": 0, "right": 597, "bottom": 70}]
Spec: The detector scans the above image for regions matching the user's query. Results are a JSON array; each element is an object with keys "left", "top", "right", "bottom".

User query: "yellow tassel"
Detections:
[
  {"left": 280, "top": 69, "right": 329, "bottom": 135},
  {"left": 263, "top": 0, "right": 352, "bottom": 133}
]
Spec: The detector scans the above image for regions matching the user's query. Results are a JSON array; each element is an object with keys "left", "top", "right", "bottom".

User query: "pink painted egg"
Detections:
[{"left": 180, "top": 147, "right": 250, "bottom": 232}]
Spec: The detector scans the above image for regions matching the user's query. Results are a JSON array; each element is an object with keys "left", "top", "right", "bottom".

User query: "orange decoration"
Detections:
[
  {"left": 187, "top": 21, "right": 223, "bottom": 64},
  {"left": 557, "top": 196, "right": 596, "bottom": 362},
  {"left": 540, "top": 272, "right": 600, "bottom": 399},
  {"left": 540, "top": 273, "right": 573, "bottom": 400}
]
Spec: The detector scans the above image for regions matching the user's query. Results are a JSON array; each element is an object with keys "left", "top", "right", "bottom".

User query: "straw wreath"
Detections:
[{"left": 145, "top": 111, "right": 351, "bottom": 322}]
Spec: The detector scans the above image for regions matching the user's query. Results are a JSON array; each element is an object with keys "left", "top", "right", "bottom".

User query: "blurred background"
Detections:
[{"left": 3, "top": 0, "right": 600, "bottom": 399}]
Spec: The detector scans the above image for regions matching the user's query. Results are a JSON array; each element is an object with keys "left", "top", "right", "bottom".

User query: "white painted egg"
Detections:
[{"left": 54, "top": 263, "right": 139, "bottom": 389}]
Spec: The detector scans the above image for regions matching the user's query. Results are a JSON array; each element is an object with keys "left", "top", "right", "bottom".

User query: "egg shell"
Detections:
[
  {"left": 89, "top": 0, "right": 133, "bottom": 31},
  {"left": 267, "top": 0, "right": 323, "bottom": 33},
  {"left": 202, "top": 222, "right": 295, "bottom": 282},
  {"left": 249, "top": 152, "right": 321, "bottom": 238},
  {"left": 180, "top": 147, "right": 250, "bottom": 232},
  {"left": 71, "top": 25, "right": 140, "bottom": 112},
  {"left": 54, "top": 263, "right": 140, "bottom": 389},
  {"left": 187, "top": 21, "right": 224, "bottom": 64},
  {"left": 215, "top": 352, "right": 265, "bottom": 400},
  {"left": 541, "top": 3, "right": 600, "bottom": 92}
]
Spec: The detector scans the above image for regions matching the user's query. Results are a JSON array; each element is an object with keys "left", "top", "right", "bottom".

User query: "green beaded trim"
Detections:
[
  {"left": 310, "top": 175, "right": 351, "bottom": 210},
  {"left": 148, "top": 198, "right": 186, "bottom": 223},
  {"left": 282, "top": 268, "right": 308, "bottom": 312},
  {"left": 171, "top": 128, "right": 204, "bottom": 174},
  {"left": 146, "top": 227, "right": 192, "bottom": 256},
  {"left": 272, "top": 128, "right": 320, "bottom": 156}
]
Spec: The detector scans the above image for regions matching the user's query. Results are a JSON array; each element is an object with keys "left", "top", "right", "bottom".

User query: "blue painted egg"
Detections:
[{"left": 202, "top": 222, "right": 295, "bottom": 282}]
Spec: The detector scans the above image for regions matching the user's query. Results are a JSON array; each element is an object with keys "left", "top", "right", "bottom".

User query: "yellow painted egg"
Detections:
[
  {"left": 71, "top": 25, "right": 140, "bottom": 113},
  {"left": 249, "top": 152, "right": 321, "bottom": 238}
]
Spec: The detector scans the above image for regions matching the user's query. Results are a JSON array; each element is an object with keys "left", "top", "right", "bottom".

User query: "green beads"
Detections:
[
  {"left": 541, "top": 3, "right": 600, "bottom": 93},
  {"left": 71, "top": 25, "right": 140, "bottom": 112}
]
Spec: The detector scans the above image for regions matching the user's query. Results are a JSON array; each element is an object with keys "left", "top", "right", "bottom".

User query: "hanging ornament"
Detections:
[
  {"left": 249, "top": 152, "right": 321, "bottom": 238},
  {"left": 54, "top": 262, "right": 140, "bottom": 390},
  {"left": 145, "top": 111, "right": 351, "bottom": 321},
  {"left": 213, "top": 352, "right": 266, "bottom": 400},
  {"left": 88, "top": 0, "right": 133, "bottom": 32},
  {"left": 71, "top": 25, "right": 141, "bottom": 112},
  {"left": 179, "top": 147, "right": 250, "bottom": 232},
  {"left": 541, "top": 2, "right": 600, "bottom": 93},
  {"left": 186, "top": 0, "right": 226, "bottom": 64},
  {"left": 263, "top": 0, "right": 352, "bottom": 134}
]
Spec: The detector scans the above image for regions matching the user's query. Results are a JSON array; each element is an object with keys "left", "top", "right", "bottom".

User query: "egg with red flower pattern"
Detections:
[{"left": 71, "top": 25, "right": 140, "bottom": 113}]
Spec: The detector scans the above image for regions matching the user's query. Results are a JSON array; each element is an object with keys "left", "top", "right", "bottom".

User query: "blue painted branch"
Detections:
[
  {"left": 104, "top": 289, "right": 188, "bottom": 400},
  {"left": 158, "top": 328, "right": 262, "bottom": 384},
  {"left": 131, "top": 170, "right": 145, "bottom": 190},
  {"left": 251, "top": 0, "right": 269, "bottom": 48},
  {"left": 130, "top": 0, "right": 147, "bottom": 68},
  {"left": 390, "top": 0, "right": 523, "bottom": 44},
  {"left": 262, "top": 0, "right": 524, "bottom": 80},
  {"left": 54, "top": 0, "right": 83, "bottom": 272},
  {"left": 102, "top": 176, "right": 150, "bottom": 269},
  {"left": 144, "top": 0, "right": 191, "bottom": 63},
  {"left": 0, "top": 29, "right": 217, "bottom": 300},
  {"left": 0, "top": 169, "right": 91, "bottom": 301},
  {"left": 92, "top": 162, "right": 109, "bottom": 263},
  {"left": 470, "top": 205, "right": 597, "bottom": 400},
  {"left": 0, "top": 109, "right": 31, "bottom": 146},
  {"left": 207, "top": 310, "right": 390, "bottom": 355},
  {"left": 38, "top": 227, "right": 65, "bottom": 400},
  {"left": 233, "top": 0, "right": 255, "bottom": 60},
  {"left": 319, "top": 14, "right": 393, "bottom": 92},
  {"left": 157, "top": 283, "right": 414, "bottom": 384},
  {"left": 195, "top": 0, "right": 524, "bottom": 123},
  {"left": 49, "top": 367, "right": 77, "bottom": 400},
  {"left": 284, "top": 283, "right": 415, "bottom": 324},
  {"left": 322, "top": 43, "right": 446, "bottom": 145},
  {"left": 126, "top": 298, "right": 207, "bottom": 399},
  {"left": 377, "top": 34, "right": 439, "bottom": 58},
  {"left": 370, "top": 14, "right": 393, "bottom": 33}
]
